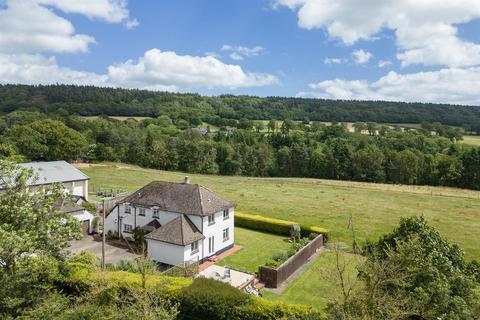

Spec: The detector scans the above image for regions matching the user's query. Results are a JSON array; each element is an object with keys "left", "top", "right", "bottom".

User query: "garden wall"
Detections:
[{"left": 259, "top": 234, "right": 324, "bottom": 288}]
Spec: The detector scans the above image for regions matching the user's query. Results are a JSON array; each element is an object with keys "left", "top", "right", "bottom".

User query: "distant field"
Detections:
[
  {"left": 80, "top": 163, "right": 480, "bottom": 260},
  {"left": 80, "top": 116, "right": 153, "bottom": 121},
  {"left": 462, "top": 135, "right": 480, "bottom": 146}
]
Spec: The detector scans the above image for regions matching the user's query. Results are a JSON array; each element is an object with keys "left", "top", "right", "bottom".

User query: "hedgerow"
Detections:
[
  {"left": 63, "top": 263, "right": 322, "bottom": 320},
  {"left": 235, "top": 211, "right": 329, "bottom": 238}
]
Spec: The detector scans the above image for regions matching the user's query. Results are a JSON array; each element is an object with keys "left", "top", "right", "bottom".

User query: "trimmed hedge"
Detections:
[
  {"left": 179, "top": 278, "right": 322, "bottom": 320},
  {"left": 63, "top": 262, "right": 192, "bottom": 298},
  {"left": 235, "top": 211, "right": 329, "bottom": 238},
  {"left": 64, "top": 263, "right": 322, "bottom": 320}
]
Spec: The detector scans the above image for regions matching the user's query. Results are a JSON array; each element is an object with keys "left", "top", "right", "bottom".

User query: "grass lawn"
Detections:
[
  {"left": 216, "top": 227, "right": 292, "bottom": 273},
  {"left": 263, "top": 251, "right": 363, "bottom": 309},
  {"left": 80, "top": 163, "right": 480, "bottom": 260},
  {"left": 461, "top": 135, "right": 480, "bottom": 147}
]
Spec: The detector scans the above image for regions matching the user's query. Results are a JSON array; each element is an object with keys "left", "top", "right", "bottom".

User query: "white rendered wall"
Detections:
[{"left": 146, "top": 239, "right": 185, "bottom": 266}]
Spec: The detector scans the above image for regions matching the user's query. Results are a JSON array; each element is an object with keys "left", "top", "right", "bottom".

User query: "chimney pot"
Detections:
[{"left": 184, "top": 176, "right": 190, "bottom": 184}]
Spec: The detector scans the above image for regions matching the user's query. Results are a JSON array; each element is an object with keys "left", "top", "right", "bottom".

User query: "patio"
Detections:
[{"left": 198, "top": 264, "right": 255, "bottom": 289}]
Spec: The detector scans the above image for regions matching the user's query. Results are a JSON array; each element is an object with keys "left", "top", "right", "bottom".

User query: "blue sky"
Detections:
[{"left": 2, "top": 0, "right": 480, "bottom": 105}]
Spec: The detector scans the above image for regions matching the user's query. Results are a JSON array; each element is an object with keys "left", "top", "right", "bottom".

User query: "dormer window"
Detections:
[{"left": 125, "top": 204, "right": 131, "bottom": 214}]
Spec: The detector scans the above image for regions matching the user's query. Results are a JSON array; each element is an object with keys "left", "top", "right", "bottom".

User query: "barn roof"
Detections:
[{"left": 18, "top": 161, "right": 89, "bottom": 185}]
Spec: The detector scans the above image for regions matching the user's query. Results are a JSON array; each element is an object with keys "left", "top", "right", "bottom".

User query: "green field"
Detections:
[
  {"left": 81, "top": 163, "right": 480, "bottom": 260},
  {"left": 263, "top": 251, "right": 363, "bottom": 309},
  {"left": 462, "top": 135, "right": 480, "bottom": 146},
  {"left": 216, "top": 227, "right": 291, "bottom": 273}
]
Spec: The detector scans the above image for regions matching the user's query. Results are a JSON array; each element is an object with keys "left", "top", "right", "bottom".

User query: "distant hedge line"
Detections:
[
  {"left": 64, "top": 262, "right": 322, "bottom": 320},
  {"left": 234, "top": 211, "right": 329, "bottom": 238}
]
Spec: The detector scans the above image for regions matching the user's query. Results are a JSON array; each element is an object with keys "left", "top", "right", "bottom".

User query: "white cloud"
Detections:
[
  {"left": 221, "top": 45, "right": 266, "bottom": 60},
  {"left": 0, "top": 50, "right": 278, "bottom": 91},
  {"left": 35, "top": 0, "right": 133, "bottom": 24},
  {"left": 0, "top": 0, "right": 135, "bottom": 54},
  {"left": 275, "top": 0, "right": 480, "bottom": 67},
  {"left": 298, "top": 67, "right": 480, "bottom": 105},
  {"left": 323, "top": 57, "right": 344, "bottom": 65},
  {"left": 352, "top": 49, "right": 372, "bottom": 64},
  {"left": 229, "top": 52, "right": 244, "bottom": 61},
  {"left": 378, "top": 60, "right": 392, "bottom": 68},
  {"left": 107, "top": 49, "right": 277, "bottom": 90},
  {"left": 0, "top": 53, "right": 107, "bottom": 85}
]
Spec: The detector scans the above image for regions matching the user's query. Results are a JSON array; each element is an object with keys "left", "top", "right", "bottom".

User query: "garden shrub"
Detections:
[
  {"left": 82, "top": 201, "right": 97, "bottom": 213},
  {"left": 68, "top": 250, "right": 100, "bottom": 268},
  {"left": 235, "top": 211, "right": 329, "bottom": 237},
  {"left": 179, "top": 278, "right": 250, "bottom": 320},
  {"left": 235, "top": 296, "right": 323, "bottom": 320}
]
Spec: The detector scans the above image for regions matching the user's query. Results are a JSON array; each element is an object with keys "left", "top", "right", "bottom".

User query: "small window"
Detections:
[
  {"left": 124, "top": 205, "right": 131, "bottom": 214},
  {"left": 223, "top": 228, "right": 229, "bottom": 242},
  {"left": 124, "top": 224, "right": 133, "bottom": 233},
  {"left": 208, "top": 214, "right": 215, "bottom": 225},
  {"left": 223, "top": 209, "right": 229, "bottom": 220},
  {"left": 191, "top": 241, "right": 199, "bottom": 254},
  {"left": 153, "top": 208, "right": 160, "bottom": 218},
  {"left": 139, "top": 208, "right": 146, "bottom": 216}
]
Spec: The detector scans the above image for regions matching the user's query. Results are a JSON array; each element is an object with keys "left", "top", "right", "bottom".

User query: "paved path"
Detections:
[{"left": 68, "top": 236, "right": 140, "bottom": 264}]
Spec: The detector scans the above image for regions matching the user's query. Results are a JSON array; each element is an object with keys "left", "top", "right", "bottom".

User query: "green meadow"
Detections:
[{"left": 81, "top": 163, "right": 480, "bottom": 261}]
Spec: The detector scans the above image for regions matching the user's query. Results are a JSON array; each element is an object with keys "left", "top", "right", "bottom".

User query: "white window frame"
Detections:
[
  {"left": 208, "top": 236, "right": 215, "bottom": 254},
  {"left": 191, "top": 241, "right": 199, "bottom": 254},
  {"left": 139, "top": 208, "right": 146, "bottom": 216},
  {"left": 152, "top": 208, "right": 160, "bottom": 218},
  {"left": 208, "top": 214, "right": 215, "bottom": 226},
  {"left": 124, "top": 204, "right": 131, "bottom": 214},
  {"left": 124, "top": 224, "right": 133, "bottom": 233},
  {"left": 223, "top": 228, "right": 229, "bottom": 242},
  {"left": 223, "top": 209, "right": 229, "bottom": 220}
]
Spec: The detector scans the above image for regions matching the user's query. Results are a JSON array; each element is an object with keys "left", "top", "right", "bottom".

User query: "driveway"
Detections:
[{"left": 68, "top": 236, "right": 140, "bottom": 264}]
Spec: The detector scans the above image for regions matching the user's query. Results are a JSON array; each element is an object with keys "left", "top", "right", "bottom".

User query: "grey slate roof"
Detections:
[
  {"left": 120, "top": 181, "right": 234, "bottom": 216},
  {"left": 141, "top": 219, "right": 161, "bottom": 233},
  {"left": 18, "top": 161, "right": 89, "bottom": 186},
  {"left": 54, "top": 198, "right": 85, "bottom": 214},
  {"left": 145, "top": 215, "right": 204, "bottom": 246}
]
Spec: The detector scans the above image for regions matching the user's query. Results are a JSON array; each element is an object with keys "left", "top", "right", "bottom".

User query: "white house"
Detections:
[
  {"left": 105, "top": 177, "right": 235, "bottom": 266},
  {"left": 12, "top": 161, "right": 94, "bottom": 235}
]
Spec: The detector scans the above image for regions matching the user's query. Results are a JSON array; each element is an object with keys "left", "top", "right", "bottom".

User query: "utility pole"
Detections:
[{"left": 101, "top": 198, "right": 106, "bottom": 271}]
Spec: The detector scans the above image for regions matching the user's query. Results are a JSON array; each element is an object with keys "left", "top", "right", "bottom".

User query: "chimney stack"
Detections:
[{"left": 184, "top": 176, "right": 190, "bottom": 184}]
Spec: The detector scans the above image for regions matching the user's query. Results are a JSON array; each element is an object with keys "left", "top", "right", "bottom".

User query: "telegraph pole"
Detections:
[{"left": 101, "top": 198, "right": 106, "bottom": 271}]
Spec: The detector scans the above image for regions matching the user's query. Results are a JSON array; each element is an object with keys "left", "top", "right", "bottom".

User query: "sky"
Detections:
[{"left": 2, "top": 0, "right": 480, "bottom": 105}]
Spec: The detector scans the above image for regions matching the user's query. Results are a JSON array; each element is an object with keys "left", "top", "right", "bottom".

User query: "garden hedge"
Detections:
[
  {"left": 63, "top": 262, "right": 323, "bottom": 320},
  {"left": 234, "top": 211, "right": 329, "bottom": 238},
  {"left": 179, "top": 278, "right": 322, "bottom": 320}
]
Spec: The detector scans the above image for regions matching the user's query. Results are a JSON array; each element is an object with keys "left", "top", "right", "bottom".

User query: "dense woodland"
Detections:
[
  {"left": 1, "top": 84, "right": 480, "bottom": 130},
  {"left": 1, "top": 84, "right": 480, "bottom": 190}
]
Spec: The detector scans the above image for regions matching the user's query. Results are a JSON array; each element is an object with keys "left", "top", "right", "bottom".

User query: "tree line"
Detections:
[
  {"left": 1, "top": 110, "right": 480, "bottom": 190},
  {"left": 1, "top": 84, "right": 480, "bottom": 131}
]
